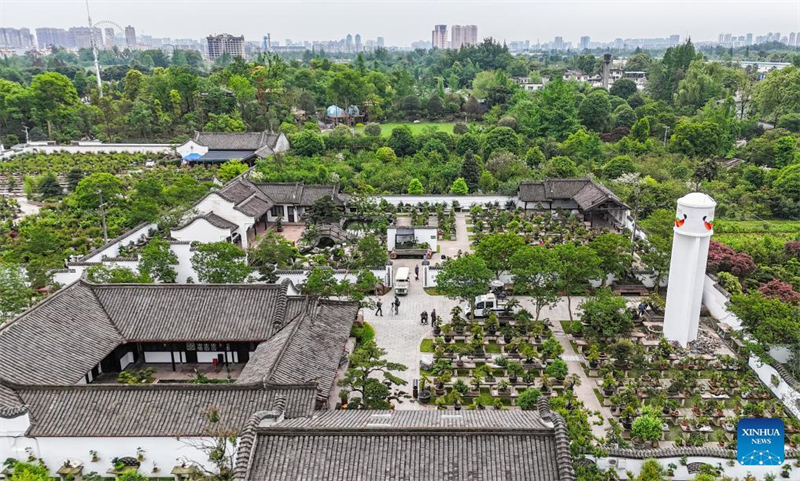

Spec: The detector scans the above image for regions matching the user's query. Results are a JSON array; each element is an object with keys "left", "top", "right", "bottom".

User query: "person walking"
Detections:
[
  {"left": 420, "top": 310, "right": 428, "bottom": 325},
  {"left": 393, "top": 295, "right": 400, "bottom": 314},
  {"left": 375, "top": 300, "right": 383, "bottom": 317},
  {"left": 431, "top": 309, "right": 437, "bottom": 326},
  {"left": 415, "top": 264, "right": 420, "bottom": 281}
]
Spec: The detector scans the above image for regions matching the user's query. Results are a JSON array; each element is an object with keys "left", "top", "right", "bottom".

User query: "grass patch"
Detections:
[
  {"left": 424, "top": 287, "right": 444, "bottom": 296},
  {"left": 560, "top": 321, "right": 582, "bottom": 335},
  {"left": 354, "top": 121, "right": 460, "bottom": 137},
  {"left": 486, "top": 342, "right": 502, "bottom": 354},
  {"left": 420, "top": 339, "right": 434, "bottom": 353}
]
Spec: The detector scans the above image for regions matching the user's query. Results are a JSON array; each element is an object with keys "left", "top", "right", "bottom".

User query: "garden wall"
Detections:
[{"left": 379, "top": 194, "right": 515, "bottom": 208}]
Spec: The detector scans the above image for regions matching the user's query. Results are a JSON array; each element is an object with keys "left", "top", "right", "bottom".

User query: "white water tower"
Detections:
[{"left": 663, "top": 192, "right": 717, "bottom": 347}]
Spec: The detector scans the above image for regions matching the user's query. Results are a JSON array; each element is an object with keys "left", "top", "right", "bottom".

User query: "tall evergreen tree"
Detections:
[{"left": 460, "top": 150, "right": 481, "bottom": 193}]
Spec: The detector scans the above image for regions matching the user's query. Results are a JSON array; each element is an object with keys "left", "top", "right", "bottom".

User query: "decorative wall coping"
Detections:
[{"left": 604, "top": 446, "right": 800, "bottom": 460}]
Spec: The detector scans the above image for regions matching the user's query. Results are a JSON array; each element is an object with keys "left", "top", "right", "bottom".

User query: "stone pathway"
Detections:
[{"left": 435, "top": 212, "right": 472, "bottom": 263}]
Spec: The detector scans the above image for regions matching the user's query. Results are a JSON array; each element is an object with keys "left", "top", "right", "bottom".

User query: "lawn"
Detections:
[
  {"left": 713, "top": 219, "right": 800, "bottom": 250},
  {"left": 420, "top": 339, "right": 434, "bottom": 353},
  {"left": 354, "top": 121, "right": 460, "bottom": 137}
]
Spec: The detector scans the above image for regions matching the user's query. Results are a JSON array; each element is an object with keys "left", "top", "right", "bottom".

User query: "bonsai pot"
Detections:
[
  {"left": 509, "top": 373, "right": 518, "bottom": 384},
  {"left": 444, "top": 335, "right": 453, "bottom": 343},
  {"left": 603, "top": 387, "right": 614, "bottom": 396},
  {"left": 503, "top": 335, "right": 513, "bottom": 343},
  {"left": 419, "top": 389, "right": 431, "bottom": 404},
  {"left": 632, "top": 437, "right": 646, "bottom": 449},
  {"left": 589, "top": 360, "right": 599, "bottom": 369}
]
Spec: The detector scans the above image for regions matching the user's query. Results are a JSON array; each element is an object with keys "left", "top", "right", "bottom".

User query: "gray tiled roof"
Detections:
[
  {"left": 15, "top": 383, "right": 316, "bottom": 437},
  {"left": 238, "top": 300, "right": 357, "bottom": 402},
  {"left": 91, "top": 283, "right": 290, "bottom": 341},
  {"left": 217, "top": 178, "right": 274, "bottom": 218},
  {"left": 517, "top": 178, "right": 628, "bottom": 210},
  {"left": 239, "top": 410, "right": 566, "bottom": 481},
  {"left": 0, "top": 282, "right": 311, "bottom": 386},
  {"left": 175, "top": 212, "right": 238, "bottom": 231},
  {"left": 254, "top": 182, "right": 342, "bottom": 207},
  {"left": 0, "top": 382, "right": 24, "bottom": 417},
  {"left": 0, "top": 282, "right": 123, "bottom": 385},
  {"left": 195, "top": 132, "right": 276, "bottom": 151}
]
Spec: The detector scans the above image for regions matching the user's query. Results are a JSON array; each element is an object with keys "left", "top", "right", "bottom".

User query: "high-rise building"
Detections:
[
  {"left": 746, "top": 33, "right": 753, "bottom": 45},
  {"left": 431, "top": 25, "right": 447, "bottom": 49},
  {"left": 614, "top": 38, "right": 624, "bottom": 49},
  {"left": 553, "top": 36, "right": 564, "bottom": 51},
  {"left": 346, "top": 34, "right": 353, "bottom": 52},
  {"left": 355, "top": 33, "right": 362, "bottom": 51},
  {"left": 125, "top": 25, "right": 136, "bottom": 49},
  {"left": 579, "top": 36, "right": 590, "bottom": 50},
  {"left": 790, "top": 32, "right": 797, "bottom": 46},
  {"left": 464, "top": 25, "right": 478, "bottom": 46},
  {"left": 0, "top": 27, "right": 34, "bottom": 49},
  {"left": 377, "top": 37, "right": 385, "bottom": 48},
  {"left": 69, "top": 27, "right": 102, "bottom": 49},
  {"left": 669, "top": 34, "right": 680, "bottom": 46},
  {"left": 36, "top": 27, "right": 72, "bottom": 48},
  {"left": 104, "top": 27, "right": 115, "bottom": 49},
  {"left": 206, "top": 33, "right": 245, "bottom": 60},
  {"left": 451, "top": 25, "right": 465, "bottom": 50}
]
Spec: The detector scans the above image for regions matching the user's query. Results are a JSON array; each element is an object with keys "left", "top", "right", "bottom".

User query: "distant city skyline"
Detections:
[{"left": 1, "top": 0, "right": 799, "bottom": 47}]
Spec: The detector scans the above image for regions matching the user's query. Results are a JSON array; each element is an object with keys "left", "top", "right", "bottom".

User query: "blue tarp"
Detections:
[{"left": 182, "top": 152, "right": 202, "bottom": 161}]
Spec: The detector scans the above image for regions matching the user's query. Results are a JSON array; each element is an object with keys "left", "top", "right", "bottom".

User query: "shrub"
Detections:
[
  {"left": 364, "top": 122, "right": 382, "bottom": 137},
  {"left": 516, "top": 388, "right": 542, "bottom": 410},
  {"left": 545, "top": 359, "right": 568, "bottom": 379},
  {"left": 631, "top": 406, "right": 663, "bottom": 442},
  {"left": 375, "top": 146, "right": 397, "bottom": 163},
  {"left": 453, "top": 122, "right": 469, "bottom": 135},
  {"left": 716, "top": 272, "right": 742, "bottom": 295}
]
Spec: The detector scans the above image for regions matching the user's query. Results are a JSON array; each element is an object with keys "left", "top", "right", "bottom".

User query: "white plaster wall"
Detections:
[
  {"left": 387, "top": 227, "right": 437, "bottom": 252},
  {"left": 120, "top": 352, "right": 134, "bottom": 370},
  {"left": 143, "top": 352, "right": 186, "bottom": 364},
  {"left": 2, "top": 435, "right": 218, "bottom": 478},
  {"left": 170, "top": 243, "right": 198, "bottom": 284},
  {"left": 171, "top": 219, "right": 231, "bottom": 244},
  {"left": 0, "top": 413, "right": 30, "bottom": 437},
  {"left": 193, "top": 193, "right": 255, "bottom": 249},
  {"left": 24, "top": 144, "right": 175, "bottom": 155},
  {"left": 274, "top": 133, "right": 291, "bottom": 153},
  {"left": 176, "top": 140, "right": 208, "bottom": 158},
  {"left": 84, "top": 223, "right": 156, "bottom": 262},
  {"left": 276, "top": 267, "right": 391, "bottom": 291},
  {"left": 53, "top": 268, "right": 82, "bottom": 286},
  {"left": 380, "top": 195, "right": 515, "bottom": 208},
  {"left": 594, "top": 455, "right": 786, "bottom": 480},
  {"left": 196, "top": 351, "right": 237, "bottom": 363}
]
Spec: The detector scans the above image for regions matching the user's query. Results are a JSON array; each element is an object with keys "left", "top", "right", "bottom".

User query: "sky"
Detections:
[{"left": 2, "top": 0, "right": 800, "bottom": 46}]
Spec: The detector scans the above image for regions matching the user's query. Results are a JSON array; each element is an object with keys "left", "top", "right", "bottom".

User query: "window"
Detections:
[{"left": 271, "top": 205, "right": 283, "bottom": 216}]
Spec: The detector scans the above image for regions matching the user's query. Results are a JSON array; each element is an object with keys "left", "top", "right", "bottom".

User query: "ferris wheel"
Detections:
[{"left": 93, "top": 20, "right": 124, "bottom": 49}]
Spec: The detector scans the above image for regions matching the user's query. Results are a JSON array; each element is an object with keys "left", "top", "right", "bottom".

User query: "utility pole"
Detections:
[
  {"left": 85, "top": 0, "right": 103, "bottom": 97},
  {"left": 98, "top": 189, "right": 108, "bottom": 243},
  {"left": 22, "top": 125, "right": 30, "bottom": 144},
  {"left": 663, "top": 126, "right": 670, "bottom": 147},
  {"left": 629, "top": 183, "right": 640, "bottom": 261}
]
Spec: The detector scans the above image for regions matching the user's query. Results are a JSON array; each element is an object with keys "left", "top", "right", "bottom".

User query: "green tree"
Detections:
[
  {"left": 4, "top": 460, "right": 50, "bottom": 481},
  {"left": 87, "top": 265, "right": 152, "bottom": 283},
  {"left": 139, "top": 238, "right": 179, "bottom": 283},
  {"left": 217, "top": 160, "right": 249, "bottom": 182},
  {"left": 579, "top": 288, "right": 633, "bottom": 338},
  {"left": 669, "top": 119, "right": 723, "bottom": 158},
  {"left": 729, "top": 292, "right": 800, "bottom": 347},
  {"left": 486, "top": 151, "right": 527, "bottom": 182},
  {"left": 355, "top": 234, "right": 388, "bottom": 268},
  {"left": 387, "top": 125, "right": 417, "bottom": 156},
  {"left": 484, "top": 126, "right": 519, "bottom": 157},
  {"left": 609, "top": 78, "right": 637, "bottom": 99},
  {"left": 302, "top": 267, "right": 342, "bottom": 298},
  {"left": 602, "top": 155, "right": 636, "bottom": 179},
  {"left": 629, "top": 117, "right": 651, "bottom": 142},
  {"left": 632, "top": 408, "right": 664, "bottom": 444},
  {"left": 337, "top": 340, "right": 407, "bottom": 409},
  {"left": 375, "top": 146, "right": 397, "bottom": 163},
  {"left": 578, "top": 90, "right": 612, "bottom": 132},
  {"left": 613, "top": 104, "right": 637, "bottom": 129},
  {"left": 305, "top": 195, "right": 343, "bottom": 225},
  {"left": 510, "top": 246, "right": 559, "bottom": 320},
  {"left": 542, "top": 156, "right": 579, "bottom": 178},
  {"left": 535, "top": 77, "right": 580, "bottom": 140},
  {"left": 327, "top": 69, "right": 367, "bottom": 108},
  {"left": 516, "top": 388, "right": 542, "bottom": 410},
  {"left": 475, "top": 233, "right": 526, "bottom": 278},
  {"left": 364, "top": 123, "right": 382, "bottom": 137},
  {"left": 589, "top": 233, "right": 633, "bottom": 284},
  {"left": 525, "top": 146, "right": 545, "bottom": 168},
  {"left": 36, "top": 172, "right": 62, "bottom": 199},
  {"left": 456, "top": 132, "right": 482, "bottom": 155},
  {"left": 0, "top": 263, "right": 32, "bottom": 322},
  {"left": 553, "top": 243, "right": 602, "bottom": 320},
  {"left": 752, "top": 65, "right": 800, "bottom": 122},
  {"left": 407, "top": 178, "right": 424, "bottom": 195},
  {"left": 30, "top": 71, "right": 79, "bottom": 137},
  {"left": 435, "top": 255, "right": 494, "bottom": 318},
  {"left": 450, "top": 177, "right": 469, "bottom": 195},
  {"left": 459, "top": 150, "right": 481, "bottom": 192},
  {"left": 191, "top": 241, "right": 251, "bottom": 283},
  {"left": 248, "top": 231, "right": 299, "bottom": 281},
  {"left": 773, "top": 135, "right": 797, "bottom": 168},
  {"left": 292, "top": 130, "right": 326, "bottom": 156},
  {"left": 74, "top": 172, "right": 124, "bottom": 209}
]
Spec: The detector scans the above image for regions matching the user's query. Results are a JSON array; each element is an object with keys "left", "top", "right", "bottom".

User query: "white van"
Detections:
[{"left": 395, "top": 267, "right": 410, "bottom": 295}]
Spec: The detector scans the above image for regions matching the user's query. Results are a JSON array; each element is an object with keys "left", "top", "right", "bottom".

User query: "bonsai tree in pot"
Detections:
[
  {"left": 453, "top": 379, "right": 469, "bottom": 395},
  {"left": 500, "top": 325, "right": 516, "bottom": 344},
  {"left": 418, "top": 375, "right": 432, "bottom": 404},
  {"left": 520, "top": 342, "right": 538, "bottom": 365},
  {"left": 540, "top": 337, "right": 564, "bottom": 361},
  {"left": 485, "top": 312, "right": 499, "bottom": 335},
  {"left": 507, "top": 362, "right": 525, "bottom": 384},
  {"left": 516, "top": 387, "right": 542, "bottom": 410},
  {"left": 440, "top": 323, "right": 454, "bottom": 342},
  {"left": 631, "top": 406, "right": 664, "bottom": 449},
  {"left": 586, "top": 344, "right": 601, "bottom": 369},
  {"left": 602, "top": 374, "right": 617, "bottom": 396},
  {"left": 545, "top": 359, "right": 569, "bottom": 382},
  {"left": 496, "top": 379, "right": 511, "bottom": 394}
]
